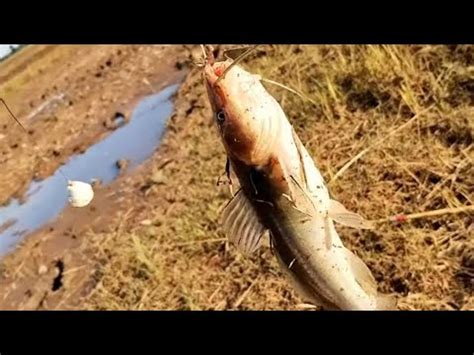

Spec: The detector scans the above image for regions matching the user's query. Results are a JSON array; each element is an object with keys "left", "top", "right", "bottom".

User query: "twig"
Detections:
[
  {"left": 419, "top": 158, "right": 470, "bottom": 210},
  {"left": 142, "top": 78, "right": 157, "bottom": 93},
  {"left": 173, "top": 237, "right": 226, "bottom": 247},
  {"left": 295, "top": 303, "right": 318, "bottom": 310},
  {"left": 232, "top": 277, "right": 259, "bottom": 309},
  {"left": 384, "top": 153, "right": 427, "bottom": 191},
  {"left": 373, "top": 205, "right": 474, "bottom": 223},
  {"left": 62, "top": 265, "right": 87, "bottom": 276},
  {"left": 54, "top": 272, "right": 90, "bottom": 310},
  {"left": 330, "top": 106, "right": 434, "bottom": 184},
  {"left": 208, "top": 284, "right": 224, "bottom": 303},
  {"left": 23, "top": 93, "right": 65, "bottom": 122}
]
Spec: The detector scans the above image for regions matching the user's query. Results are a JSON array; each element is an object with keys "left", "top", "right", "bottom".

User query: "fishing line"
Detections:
[
  {"left": 214, "top": 45, "right": 259, "bottom": 86},
  {"left": 1, "top": 98, "right": 70, "bottom": 183},
  {"left": 1, "top": 98, "right": 94, "bottom": 207},
  {"left": 1, "top": 98, "right": 27, "bottom": 132},
  {"left": 209, "top": 46, "right": 317, "bottom": 107}
]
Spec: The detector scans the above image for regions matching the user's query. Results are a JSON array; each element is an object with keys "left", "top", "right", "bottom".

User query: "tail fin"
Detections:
[{"left": 376, "top": 294, "right": 398, "bottom": 310}]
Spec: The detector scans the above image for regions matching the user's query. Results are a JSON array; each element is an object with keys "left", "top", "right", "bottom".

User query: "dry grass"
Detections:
[{"left": 81, "top": 45, "right": 473, "bottom": 310}]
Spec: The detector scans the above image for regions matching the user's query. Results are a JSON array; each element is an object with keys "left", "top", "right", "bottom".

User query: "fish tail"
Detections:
[{"left": 376, "top": 294, "right": 398, "bottom": 310}]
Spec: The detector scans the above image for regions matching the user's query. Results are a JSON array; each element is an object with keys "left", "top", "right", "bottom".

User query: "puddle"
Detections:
[
  {"left": 0, "top": 45, "right": 20, "bottom": 61},
  {"left": 0, "top": 83, "right": 180, "bottom": 256}
]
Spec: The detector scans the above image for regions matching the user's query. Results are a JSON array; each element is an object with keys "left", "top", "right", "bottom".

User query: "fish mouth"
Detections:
[{"left": 204, "top": 59, "right": 233, "bottom": 88}]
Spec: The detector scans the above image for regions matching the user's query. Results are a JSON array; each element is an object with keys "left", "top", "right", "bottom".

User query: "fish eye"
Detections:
[{"left": 216, "top": 110, "right": 226, "bottom": 124}]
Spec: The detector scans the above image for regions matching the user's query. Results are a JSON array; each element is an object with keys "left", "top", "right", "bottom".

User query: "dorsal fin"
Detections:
[{"left": 220, "top": 190, "right": 267, "bottom": 254}]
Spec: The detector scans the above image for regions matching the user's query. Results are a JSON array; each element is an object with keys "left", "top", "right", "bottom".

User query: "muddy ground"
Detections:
[{"left": 0, "top": 45, "right": 472, "bottom": 310}]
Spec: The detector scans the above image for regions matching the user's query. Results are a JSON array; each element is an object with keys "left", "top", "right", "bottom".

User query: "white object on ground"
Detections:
[{"left": 67, "top": 180, "right": 94, "bottom": 207}]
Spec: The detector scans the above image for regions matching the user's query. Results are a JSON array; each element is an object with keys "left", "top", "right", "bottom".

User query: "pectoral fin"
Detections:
[
  {"left": 328, "top": 199, "right": 374, "bottom": 229},
  {"left": 220, "top": 190, "right": 267, "bottom": 254}
]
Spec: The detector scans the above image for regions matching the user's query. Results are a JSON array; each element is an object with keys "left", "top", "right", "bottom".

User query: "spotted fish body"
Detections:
[{"left": 204, "top": 54, "right": 396, "bottom": 310}]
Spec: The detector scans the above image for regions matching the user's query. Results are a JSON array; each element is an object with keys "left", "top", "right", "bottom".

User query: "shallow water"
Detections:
[
  {"left": 0, "top": 83, "right": 179, "bottom": 256},
  {"left": 0, "top": 45, "right": 20, "bottom": 61}
]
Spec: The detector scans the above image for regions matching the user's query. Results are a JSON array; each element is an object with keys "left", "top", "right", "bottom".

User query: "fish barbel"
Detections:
[{"left": 203, "top": 51, "right": 396, "bottom": 310}]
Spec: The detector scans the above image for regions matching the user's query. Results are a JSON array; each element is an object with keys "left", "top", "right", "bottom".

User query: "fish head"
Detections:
[{"left": 204, "top": 59, "right": 272, "bottom": 166}]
